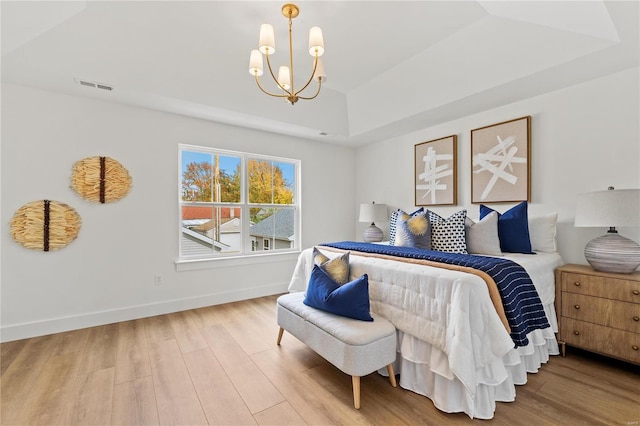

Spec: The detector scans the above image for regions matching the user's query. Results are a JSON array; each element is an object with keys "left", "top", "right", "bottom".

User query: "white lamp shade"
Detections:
[
  {"left": 308, "top": 27, "right": 324, "bottom": 56},
  {"left": 249, "top": 50, "right": 263, "bottom": 76},
  {"left": 575, "top": 188, "right": 640, "bottom": 227},
  {"left": 277, "top": 66, "right": 291, "bottom": 90},
  {"left": 575, "top": 188, "right": 640, "bottom": 273},
  {"left": 313, "top": 57, "right": 326, "bottom": 82},
  {"left": 259, "top": 24, "right": 275, "bottom": 55},
  {"left": 359, "top": 203, "right": 387, "bottom": 223}
]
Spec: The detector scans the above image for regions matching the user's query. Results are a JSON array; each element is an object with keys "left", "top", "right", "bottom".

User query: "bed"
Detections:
[{"left": 287, "top": 209, "right": 564, "bottom": 419}]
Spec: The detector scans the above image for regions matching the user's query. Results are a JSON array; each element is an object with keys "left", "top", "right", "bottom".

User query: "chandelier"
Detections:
[{"left": 248, "top": 3, "right": 325, "bottom": 105}]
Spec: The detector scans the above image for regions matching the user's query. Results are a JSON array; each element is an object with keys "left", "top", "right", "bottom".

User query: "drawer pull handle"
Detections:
[
  {"left": 573, "top": 282, "right": 581, "bottom": 287},
  {"left": 573, "top": 330, "right": 580, "bottom": 336},
  {"left": 574, "top": 305, "right": 580, "bottom": 310},
  {"left": 634, "top": 290, "right": 640, "bottom": 296},
  {"left": 633, "top": 345, "right": 639, "bottom": 351},
  {"left": 634, "top": 316, "right": 640, "bottom": 322}
]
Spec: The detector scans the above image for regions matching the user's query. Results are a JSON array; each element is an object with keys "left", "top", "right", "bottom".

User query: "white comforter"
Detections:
[{"left": 288, "top": 247, "right": 564, "bottom": 419}]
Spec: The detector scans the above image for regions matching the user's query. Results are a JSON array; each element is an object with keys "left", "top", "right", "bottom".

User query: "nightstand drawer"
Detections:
[
  {"left": 562, "top": 272, "right": 640, "bottom": 303},
  {"left": 561, "top": 293, "right": 610, "bottom": 325},
  {"left": 562, "top": 293, "right": 640, "bottom": 333},
  {"left": 562, "top": 318, "right": 640, "bottom": 364},
  {"left": 610, "top": 300, "right": 640, "bottom": 333}
]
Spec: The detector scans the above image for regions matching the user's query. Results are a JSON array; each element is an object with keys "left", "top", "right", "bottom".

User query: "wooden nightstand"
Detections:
[{"left": 555, "top": 264, "right": 640, "bottom": 365}]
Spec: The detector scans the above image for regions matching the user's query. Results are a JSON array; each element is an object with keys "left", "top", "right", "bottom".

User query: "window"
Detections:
[{"left": 179, "top": 144, "right": 300, "bottom": 260}]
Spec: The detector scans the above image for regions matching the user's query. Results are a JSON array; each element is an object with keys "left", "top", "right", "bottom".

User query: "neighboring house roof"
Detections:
[
  {"left": 182, "top": 206, "right": 240, "bottom": 220},
  {"left": 181, "top": 227, "right": 230, "bottom": 253},
  {"left": 220, "top": 218, "right": 240, "bottom": 233},
  {"left": 250, "top": 209, "right": 294, "bottom": 240}
]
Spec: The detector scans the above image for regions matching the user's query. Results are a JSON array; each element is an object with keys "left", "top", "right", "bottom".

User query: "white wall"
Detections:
[
  {"left": 355, "top": 67, "right": 640, "bottom": 266},
  {"left": 3, "top": 67, "right": 638, "bottom": 342},
  {"left": 0, "top": 84, "right": 356, "bottom": 341}
]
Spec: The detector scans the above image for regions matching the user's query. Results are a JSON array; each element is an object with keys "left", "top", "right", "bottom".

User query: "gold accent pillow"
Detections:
[{"left": 312, "top": 247, "right": 350, "bottom": 285}]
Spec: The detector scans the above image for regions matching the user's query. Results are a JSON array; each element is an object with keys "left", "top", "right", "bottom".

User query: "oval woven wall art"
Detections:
[
  {"left": 10, "top": 200, "right": 82, "bottom": 251},
  {"left": 71, "top": 156, "right": 132, "bottom": 203}
]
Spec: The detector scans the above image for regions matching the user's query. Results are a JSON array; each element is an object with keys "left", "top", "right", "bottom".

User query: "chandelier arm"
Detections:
[
  {"left": 250, "top": 3, "right": 323, "bottom": 104},
  {"left": 254, "top": 73, "right": 289, "bottom": 98},
  {"left": 296, "top": 77, "right": 322, "bottom": 100},
  {"left": 265, "top": 52, "right": 292, "bottom": 95},
  {"left": 293, "top": 55, "right": 319, "bottom": 97}
]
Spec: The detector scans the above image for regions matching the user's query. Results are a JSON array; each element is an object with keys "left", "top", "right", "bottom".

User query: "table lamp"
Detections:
[
  {"left": 574, "top": 187, "right": 640, "bottom": 274},
  {"left": 359, "top": 202, "right": 387, "bottom": 242}
]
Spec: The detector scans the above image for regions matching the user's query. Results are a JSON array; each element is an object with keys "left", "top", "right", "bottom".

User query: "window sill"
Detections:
[{"left": 175, "top": 250, "right": 301, "bottom": 272}]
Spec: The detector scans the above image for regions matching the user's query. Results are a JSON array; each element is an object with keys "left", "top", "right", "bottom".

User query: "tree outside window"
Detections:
[{"left": 179, "top": 145, "right": 299, "bottom": 260}]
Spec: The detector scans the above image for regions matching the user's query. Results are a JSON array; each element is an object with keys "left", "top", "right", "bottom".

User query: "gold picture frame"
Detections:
[
  {"left": 414, "top": 135, "right": 457, "bottom": 206},
  {"left": 471, "top": 116, "right": 531, "bottom": 204}
]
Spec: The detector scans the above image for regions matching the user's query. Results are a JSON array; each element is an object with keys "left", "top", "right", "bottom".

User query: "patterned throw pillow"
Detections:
[
  {"left": 389, "top": 207, "right": 424, "bottom": 245},
  {"left": 394, "top": 211, "right": 431, "bottom": 250},
  {"left": 313, "top": 247, "right": 350, "bottom": 285},
  {"left": 427, "top": 209, "right": 468, "bottom": 253}
]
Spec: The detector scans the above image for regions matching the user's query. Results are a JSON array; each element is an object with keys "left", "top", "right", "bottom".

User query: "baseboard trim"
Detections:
[{"left": 1, "top": 282, "right": 289, "bottom": 342}]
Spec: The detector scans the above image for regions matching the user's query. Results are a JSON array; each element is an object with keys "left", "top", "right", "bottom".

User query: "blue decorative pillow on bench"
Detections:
[{"left": 304, "top": 265, "right": 373, "bottom": 321}]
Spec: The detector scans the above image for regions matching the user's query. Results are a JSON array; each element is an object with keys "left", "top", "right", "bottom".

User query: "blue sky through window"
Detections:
[{"left": 182, "top": 151, "right": 294, "bottom": 189}]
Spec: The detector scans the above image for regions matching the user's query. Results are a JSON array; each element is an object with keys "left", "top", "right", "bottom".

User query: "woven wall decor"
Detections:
[
  {"left": 71, "top": 156, "right": 132, "bottom": 203},
  {"left": 10, "top": 200, "right": 82, "bottom": 251}
]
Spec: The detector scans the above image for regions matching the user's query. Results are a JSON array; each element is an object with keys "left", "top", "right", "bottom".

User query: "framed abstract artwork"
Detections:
[
  {"left": 471, "top": 116, "right": 531, "bottom": 203},
  {"left": 414, "top": 135, "right": 457, "bottom": 206}
]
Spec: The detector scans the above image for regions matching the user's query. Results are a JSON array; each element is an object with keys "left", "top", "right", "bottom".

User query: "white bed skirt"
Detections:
[
  {"left": 292, "top": 247, "right": 564, "bottom": 419},
  {"left": 381, "top": 303, "right": 560, "bottom": 420}
]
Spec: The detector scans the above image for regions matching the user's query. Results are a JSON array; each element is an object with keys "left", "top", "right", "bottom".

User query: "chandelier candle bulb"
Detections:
[
  {"left": 278, "top": 66, "right": 291, "bottom": 90},
  {"left": 249, "top": 50, "right": 264, "bottom": 76},
  {"left": 259, "top": 24, "right": 275, "bottom": 54},
  {"left": 308, "top": 27, "right": 324, "bottom": 56},
  {"left": 313, "top": 58, "right": 326, "bottom": 82}
]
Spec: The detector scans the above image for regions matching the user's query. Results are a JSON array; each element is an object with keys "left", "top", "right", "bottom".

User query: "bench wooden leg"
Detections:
[
  {"left": 277, "top": 327, "right": 284, "bottom": 345},
  {"left": 352, "top": 376, "right": 361, "bottom": 409},
  {"left": 386, "top": 364, "right": 397, "bottom": 387}
]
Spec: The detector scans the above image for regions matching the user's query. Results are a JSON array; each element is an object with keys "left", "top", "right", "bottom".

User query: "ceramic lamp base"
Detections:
[
  {"left": 363, "top": 224, "right": 383, "bottom": 243},
  {"left": 584, "top": 232, "right": 640, "bottom": 274}
]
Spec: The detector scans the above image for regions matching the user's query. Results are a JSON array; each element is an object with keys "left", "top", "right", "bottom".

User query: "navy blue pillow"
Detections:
[
  {"left": 480, "top": 201, "right": 534, "bottom": 254},
  {"left": 304, "top": 265, "right": 373, "bottom": 321}
]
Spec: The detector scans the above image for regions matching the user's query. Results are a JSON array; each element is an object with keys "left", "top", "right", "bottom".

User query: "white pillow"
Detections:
[
  {"left": 528, "top": 212, "right": 558, "bottom": 253},
  {"left": 465, "top": 212, "right": 503, "bottom": 256}
]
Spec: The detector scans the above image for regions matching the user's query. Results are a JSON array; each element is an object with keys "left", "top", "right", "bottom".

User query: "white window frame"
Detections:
[{"left": 176, "top": 144, "right": 301, "bottom": 265}]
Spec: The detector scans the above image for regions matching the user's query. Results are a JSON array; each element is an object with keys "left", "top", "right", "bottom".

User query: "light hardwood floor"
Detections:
[{"left": 2, "top": 294, "right": 639, "bottom": 425}]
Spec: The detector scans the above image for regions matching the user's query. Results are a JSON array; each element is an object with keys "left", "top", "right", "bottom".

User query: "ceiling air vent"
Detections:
[{"left": 76, "top": 78, "right": 113, "bottom": 91}]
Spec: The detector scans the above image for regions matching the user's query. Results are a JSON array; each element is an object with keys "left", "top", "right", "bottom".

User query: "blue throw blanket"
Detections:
[{"left": 320, "top": 241, "right": 549, "bottom": 347}]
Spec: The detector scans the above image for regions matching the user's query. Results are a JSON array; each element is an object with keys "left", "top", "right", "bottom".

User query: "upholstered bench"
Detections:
[{"left": 276, "top": 292, "right": 397, "bottom": 409}]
